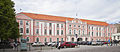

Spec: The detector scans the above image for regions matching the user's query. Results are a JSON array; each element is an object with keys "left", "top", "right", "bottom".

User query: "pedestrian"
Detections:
[
  {"left": 110, "top": 39, "right": 113, "bottom": 46},
  {"left": 114, "top": 40, "right": 118, "bottom": 46},
  {"left": 57, "top": 41, "right": 61, "bottom": 50},
  {"left": 108, "top": 39, "right": 110, "bottom": 46},
  {"left": 13, "top": 41, "right": 17, "bottom": 50}
]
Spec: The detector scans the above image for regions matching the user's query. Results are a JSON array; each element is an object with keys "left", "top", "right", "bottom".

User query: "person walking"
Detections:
[
  {"left": 13, "top": 41, "right": 18, "bottom": 50},
  {"left": 114, "top": 39, "right": 117, "bottom": 46},
  {"left": 57, "top": 41, "right": 61, "bottom": 50},
  {"left": 108, "top": 39, "right": 110, "bottom": 46}
]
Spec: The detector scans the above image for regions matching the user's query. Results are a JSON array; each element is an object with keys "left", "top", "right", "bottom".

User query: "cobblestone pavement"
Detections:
[{"left": 0, "top": 44, "right": 120, "bottom": 52}]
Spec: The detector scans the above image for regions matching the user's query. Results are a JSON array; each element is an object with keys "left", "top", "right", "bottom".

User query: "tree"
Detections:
[{"left": 0, "top": 0, "right": 20, "bottom": 41}]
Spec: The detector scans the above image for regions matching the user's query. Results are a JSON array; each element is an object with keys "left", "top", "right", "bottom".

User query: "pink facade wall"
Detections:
[{"left": 16, "top": 14, "right": 117, "bottom": 43}]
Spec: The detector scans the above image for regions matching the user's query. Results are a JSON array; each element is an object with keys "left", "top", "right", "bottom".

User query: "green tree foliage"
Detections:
[{"left": 0, "top": 0, "right": 20, "bottom": 40}]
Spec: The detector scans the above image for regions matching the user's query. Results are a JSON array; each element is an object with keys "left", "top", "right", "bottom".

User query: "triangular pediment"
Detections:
[{"left": 16, "top": 14, "right": 32, "bottom": 20}]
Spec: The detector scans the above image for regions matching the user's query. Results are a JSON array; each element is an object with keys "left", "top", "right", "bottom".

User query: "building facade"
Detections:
[{"left": 16, "top": 12, "right": 117, "bottom": 43}]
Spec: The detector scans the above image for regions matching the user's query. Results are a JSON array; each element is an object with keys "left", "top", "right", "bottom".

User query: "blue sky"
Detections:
[{"left": 12, "top": 0, "right": 120, "bottom": 24}]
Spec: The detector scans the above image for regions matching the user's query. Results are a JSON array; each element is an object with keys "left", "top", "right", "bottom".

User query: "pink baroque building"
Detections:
[{"left": 16, "top": 12, "right": 117, "bottom": 43}]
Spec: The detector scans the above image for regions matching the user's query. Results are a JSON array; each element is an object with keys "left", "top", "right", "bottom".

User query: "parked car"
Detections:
[
  {"left": 0, "top": 42, "right": 13, "bottom": 49},
  {"left": 72, "top": 42, "right": 79, "bottom": 45},
  {"left": 60, "top": 42, "right": 77, "bottom": 48},
  {"left": 47, "top": 42, "right": 52, "bottom": 46},
  {"left": 91, "top": 41, "right": 104, "bottom": 45},
  {"left": 96, "top": 41, "right": 104, "bottom": 45},
  {"left": 78, "top": 41, "right": 88, "bottom": 45},
  {"left": 32, "top": 42, "right": 45, "bottom": 47},
  {"left": 51, "top": 42, "right": 57, "bottom": 47},
  {"left": 102, "top": 41, "right": 108, "bottom": 44},
  {"left": 87, "top": 41, "right": 92, "bottom": 45},
  {"left": 44, "top": 42, "right": 48, "bottom": 45}
]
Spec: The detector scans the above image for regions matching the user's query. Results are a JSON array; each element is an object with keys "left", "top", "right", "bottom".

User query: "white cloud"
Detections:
[{"left": 12, "top": 0, "right": 120, "bottom": 23}]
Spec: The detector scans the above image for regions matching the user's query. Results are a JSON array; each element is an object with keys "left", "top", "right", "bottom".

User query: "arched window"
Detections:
[
  {"left": 44, "top": 38, "right": 47, "bottom": 42},
  {"left": 72, "top": 38, "right": 74, "bottom": 42},
  {"left": 36, "top": 37, "right": 39, "bottom": 42}
]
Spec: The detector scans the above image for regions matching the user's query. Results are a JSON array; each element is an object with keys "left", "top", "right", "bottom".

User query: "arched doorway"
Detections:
[
  {"left": 71, "top": 38, "right": 74, "bottom": 42},
  {"left": 26, "top": 37, "right": 29, "bottom": 42},
  {"left": 36, "top": 37, "right": 39, "bottom": 42},
  {"left": 77, "top": 38, "right": 82, "bottom": 41},
  {"left": 85, "top": 38, "right": 88, "bottom": 41}
]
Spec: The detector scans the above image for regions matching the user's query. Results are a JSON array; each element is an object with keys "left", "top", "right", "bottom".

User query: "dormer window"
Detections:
[
  {"left": 20, "top": 20, "right": 23, "bottom": 25},
  {"left": 26, "top": 21, "right": 29, "bottom": 25}
]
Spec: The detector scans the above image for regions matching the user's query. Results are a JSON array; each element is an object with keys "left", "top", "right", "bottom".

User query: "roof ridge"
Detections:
[{"left": 18, "top": 12, "right": 108, "bottom": 26}]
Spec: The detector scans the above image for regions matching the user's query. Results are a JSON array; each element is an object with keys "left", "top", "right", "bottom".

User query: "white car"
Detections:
[
  {"left": 47, "top": 42, "right": 52, "bottom": 46},
  {"left": 32, "top": 42, "right": 45, "bottom": 46},
  {"left": 47, "top": 42, "right": 56, "bottom": 46}
]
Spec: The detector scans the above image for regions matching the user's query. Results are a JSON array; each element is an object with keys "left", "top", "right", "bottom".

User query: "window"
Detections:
[
  {"left": 74, "top": 25, "right": 76, "bottom": 27},
  {"left": 99, "top": 32, "right": 101, "bottom": 37},
  {"left": 83, "top": 31, "right": 84, "bottom": 35},
  {"left": 96, "top": 32, "right": 98, "bottom": 36},
  {"left": 92, "top": 32, "right": 93, "bottom": 36},
  {"left": 44, "top": 29, "right": 47, "bottom": 35},
  {"left": 92, "top": 27, "right": 93, "bottom": 30},
  {"left": 78, "top": 25, "right": 80, "bottom": 27},
  {"left": 114, "top": 36, "right": 116, "bottom": 39},
  {"left": 104, "top": 33, "right": 105, "bottom": 37},
  {"left": 79, "top": 30, "right": 80, "bottom": 35},
  {"left": 36, "top": 29, "right": 39, "bottom": 34},
  {"left": 36, "top": 22, "right": 39, "bottom": 26},
  {"left": 57, "top": 24, "right": 59, "bottom": 27},
  {"left": 26, "top": 28, "right": 29, "bottom": 33},
  {"left": 26, "top": 21, "right": 29, "bottom": 25},
  {"left": 108, "top": 33, "right": 110, "bottom": 36},
  {"left": 49, "top": 23, "right": 52, "bottom": 27},
  {"left": 69, "top": 25, "right": 71, "bottom": 27},
  {"left": 49, "top": 29, "right": 52, "bottom": 35},
  {"left": 20, "top": 28, "right": 23, "bottom": 33},
  {"left": 69, "top": 29, "right": 72, "bottom": 34},
  {"left": 61, "top": 24, "right": 63, "bottom": 28},
  {"left": 89, "top": 32, "right": 90, "bottom": 36},
  {"left": 74, "top": 30, "right": 76, "bottom": 34},
  {"left": 89, "top": 26, "right": 90, "bottom": 29},
  {"left": 44, "top": 23, "right": 47, "bottom": 26},
  {"left": 61, "top": 30, "right": 63, "bottom": 35},
  {"left": 57, "top": 30, "right": 59, "bottom": 35},
  {"left": 20, "top": 20, "right": 23, "bottom": 25},
  {"left": 45, "top": 38, "right": 47, "bottom": 42},
  {"left": 96, "top": 27, "right": 98, "bottom": 30},
  {"left": 83, "top": 26, "right": 84, "bottom": 29},
  {"left": 99, "top": 27, "right": 101, "bottom": 30},
  {"left": 118, "top": 36, "right": 119, "bottom": 39}
]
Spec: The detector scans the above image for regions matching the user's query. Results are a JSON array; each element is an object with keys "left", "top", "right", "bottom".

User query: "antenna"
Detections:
[{"left": 75, "top": 1, "right": 79, "bottom": 19}]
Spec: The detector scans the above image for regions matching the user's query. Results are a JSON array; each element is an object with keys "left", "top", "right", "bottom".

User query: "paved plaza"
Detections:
[{"left": 0, "top": 45, "right": 120, "bottom": 52}]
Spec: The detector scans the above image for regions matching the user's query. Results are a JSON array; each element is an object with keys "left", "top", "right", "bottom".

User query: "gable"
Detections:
[{"left": 16, "top": 14, "right": 32, "bottom": 20}]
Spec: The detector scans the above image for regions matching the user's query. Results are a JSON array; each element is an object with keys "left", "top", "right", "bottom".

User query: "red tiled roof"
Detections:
[{"left": 18, "top": 12, "right": 108, "bottom": 26}]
